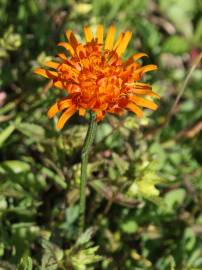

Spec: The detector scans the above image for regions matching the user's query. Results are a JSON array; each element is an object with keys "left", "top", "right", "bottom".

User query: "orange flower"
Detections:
[{"left": 34, "top": 25, "right": 160, "bottom": 129}]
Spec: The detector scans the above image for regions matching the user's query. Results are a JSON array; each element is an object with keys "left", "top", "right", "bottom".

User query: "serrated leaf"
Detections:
[
  {"left": 76, "top": 228, "right": 94, "bottom": 247},
  {"left": 127, "top": 161, "right": 164, "bottom": 204},
  {"left": 71, "top": 246, "right": 103, "bottom": 270},
  {"left": 17, "top": 256, "right": 33, "bottom": 270},
  {"left": 41, "top": 239, "right": 63, "bottom": 261}
]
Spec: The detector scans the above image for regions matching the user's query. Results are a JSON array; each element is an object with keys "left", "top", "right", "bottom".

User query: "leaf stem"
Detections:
[{"left": 79, "top": 112, "right": 97, "bottom": 235}]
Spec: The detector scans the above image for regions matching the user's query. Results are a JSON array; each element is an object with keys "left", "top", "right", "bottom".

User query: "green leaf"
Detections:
[
  {"left": 0, "top": 101, "right": 16, "bottom": 115},
  {"left": 0, "top": 160, "right": 31, "bottom": 174},
  {"left": 41, "top": 239, "right": 63, "bottom": 270},
  {"left": 168, "top": 256, "right": 176, "bottom": 270},
  {"left": 0, "top": 195, "right": 7, "bottom": 210},
  {"left": 163, "top": 188, "right": 186, "bottom": 213},
  {"left": 40, "top": 167, "right": 67, "bottom": 189},
  {"left": 162, "top": 36, "right": 189, "bottom": 55},
  {"left": 127, "top": 161, "right": 164, "bottom": 204},
  {"left": 65, "top": 205, "right": 79, "bottom": 225},
  {"left": 95, "top": 123, "right": 112, "bottom": 143},
  {"left": 112, "top": 153, "right": 129, "bottom": 175},
  {"left": 0, "top": 26, "right": 22, "bottom": 51},
  {"left": 0, "top": 124, "right": 15, "bottom": 147},
  {"left": 65, "top": 228, "right": 103, "bottom": 269},
  {"left": 194, "top": 18, "right": 202, "bottom": 46},
  {"left": 17, "top": 256, "right": 33, "bottom": 270},
  {"left": 121, "top": 219, "right": 138, "bottom": 234},
  {"left": 16, "top": 122, "right": 45, "bottom": 140},
  {"left": 68, "top": 245, "right": 103, "bottom": 270},
  {"left": 138, "top": 20, "right": 161, "bottom": 50},
  {"left": 76, "top": 228, "right": 94, "bottom": 247}
]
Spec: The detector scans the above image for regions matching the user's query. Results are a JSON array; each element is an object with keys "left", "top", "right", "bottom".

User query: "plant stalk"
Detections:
[{"left": 79, "top": 112, "right": 97, "bottom": 235}]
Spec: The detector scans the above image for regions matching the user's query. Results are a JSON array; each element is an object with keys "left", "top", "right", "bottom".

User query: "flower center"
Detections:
[{"left": 68, "top": 42, "right": 128, "bottom": 111}]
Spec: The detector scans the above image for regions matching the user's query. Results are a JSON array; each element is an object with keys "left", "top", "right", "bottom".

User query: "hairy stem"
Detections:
[{"left": 79, "top": 112, "right": 97, "bottom": 235}]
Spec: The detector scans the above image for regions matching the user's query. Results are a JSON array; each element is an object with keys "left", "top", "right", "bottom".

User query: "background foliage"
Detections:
[{"left": 0, "top": 0, "right": 202, "bottom": 269}]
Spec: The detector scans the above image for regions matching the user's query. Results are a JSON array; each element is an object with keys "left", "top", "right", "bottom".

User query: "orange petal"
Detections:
[
  {"left": 59, "top": 62, "right": 80, "bottom": 74},
  {"left": 130, "top": 96, "right": 158, "bottom": 110},
  {"left": 46, "top": 70, "right": 58, "bottom": 78},
  {"left": 132, "top": 65, "right": 158, "bottom": 80},
  {"left": 57, "top": 54, "right": 77, "bottom": 69},
  {"left": 53, "top": 81, "right": 64, "bottom": 89},
  {"left": 76, "top": 44, "right": 86, "bottom": 59},
  {"left": 58, "top": 98, "right": 72, "bottom": 110},
  {"left": 65, "top": 31, "right": 78, "bottom": 51},
  {"left": 120, "top": 70, "right": 131, "bottom": 79},
  {"left": 126, "top": 82, "right": 152, "bottom": 89},
  {"left": 34, "top": 68, "right": 58, "bottom": 79},
  {"left": 57, "top": 53, "right": 68, "bottom": 61},
  {"left": 132, "top": 89, "right": 160, "bottom": 99},
  {"left": 57, "top": 42, "right": 75, "bottom": 56},
  {"left": 133, "top": 82, "right": 152, "bottom": 88},
  {"left": 126, "top": 102, "right": 143, "bottom": 117},
  {"left": 47, "top": 102, "right": 59, "bottom": 118},
  {"left": 132, "top": 53, "right": 148, "bottom": 60},
  {"left": 151, "top": 92, "right": 160, "bottom": 99},
  {"left": 34, "top": 68, "right": 48, "bottom": 78},
  {"left": 79, "top": 108, "right": 86, "bottom": 116},
  {"left": 126, "top": 62, "right": 141, "bottom": 71},
  {"left": 96, "top": 25, "right": 104, "bottom": 43},
  {"left": 105, "top": 25, "right": 116, "bottom": 50},
  {"left": 116, "top": 31, "right": 132, "bottom": 56},
  {"left": 125, "top": 53, "right": 148, "bottom": 67},
  {"left": 138, "top": 64, "right": 158, "bottom": 74},
  {"left": 44, "top": 61, "right": 60, "bottom": 69},
  {"left": 113, "top": 33, "right": 124, "bottom": 50},
  {"left": 56, "top": 107, "right": 76, "bottom": 129},
  {"left": 83, "top": 26, "right": 94, "bottom": 42},
  {"left": 108, "top": 52, "right": 119, "bottom": 65}
]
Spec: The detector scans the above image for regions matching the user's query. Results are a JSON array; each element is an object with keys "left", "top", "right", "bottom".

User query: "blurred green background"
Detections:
[{"left": 0, "top": 0, "right": 202, "bottom": 269}]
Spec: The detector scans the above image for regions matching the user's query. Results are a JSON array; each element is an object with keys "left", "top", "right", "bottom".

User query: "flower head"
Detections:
[{"left": 34, "top": 25, "right": 160, "bottom": 129}]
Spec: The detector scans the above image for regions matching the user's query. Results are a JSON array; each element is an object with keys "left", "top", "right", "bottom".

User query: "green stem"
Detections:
[{"left": 79, "top": 112, "right": 97, "bottom": 235}]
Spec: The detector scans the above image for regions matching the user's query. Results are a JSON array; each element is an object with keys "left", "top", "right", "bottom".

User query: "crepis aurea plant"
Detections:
[{"left": 34, "top": 25, "right": 160, "bottom": 235}]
